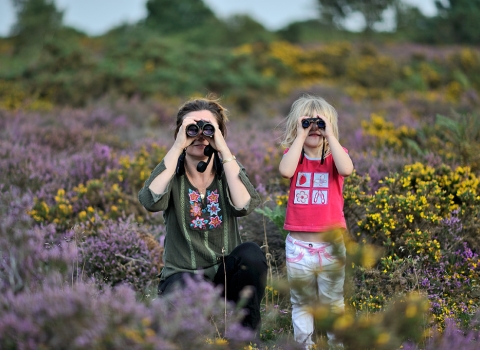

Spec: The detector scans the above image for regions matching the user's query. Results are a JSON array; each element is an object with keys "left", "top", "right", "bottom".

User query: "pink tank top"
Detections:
[{"left": 283, "top": 149, "right": 348, "bottom": 232}]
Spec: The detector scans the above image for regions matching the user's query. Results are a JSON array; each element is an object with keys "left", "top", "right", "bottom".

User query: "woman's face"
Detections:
[{"left": 183, "top": 110, "right": 218, "bottom": 159}]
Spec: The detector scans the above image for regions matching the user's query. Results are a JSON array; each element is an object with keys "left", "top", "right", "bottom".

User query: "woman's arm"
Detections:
[
  {"left": 148, "top": 116, "right": 199, "bottom": 194},
  {"left": 212, "top": 129, "right": 252, "bottom": 208},
  {"left": 139, "top": 117, "right": 196, "bottom": 211},
  {"left": 147, "top": 144, "right": 184, "bottom": 195},
  {"left": 222, "top": 158, "right": 251, "bottom": 208},
  {"left": 138, "top": 159, "right": 172, "bottom": 212}
]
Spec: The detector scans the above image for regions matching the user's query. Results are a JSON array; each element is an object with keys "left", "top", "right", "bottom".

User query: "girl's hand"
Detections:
[
  {"left": 317, "top": 115, "right": 334, "bottom": 138},
  {"left": 297, "top": 116, "right": 312, "bottom": 140}
]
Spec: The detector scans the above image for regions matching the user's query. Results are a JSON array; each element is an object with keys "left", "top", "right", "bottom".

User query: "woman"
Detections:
[{"left": 138, "top": 97, "right": 267, "bottom": 331}]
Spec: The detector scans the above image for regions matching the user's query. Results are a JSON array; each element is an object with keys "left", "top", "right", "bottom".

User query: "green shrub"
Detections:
[
  {"left": 344, "top": 162, "right": 480, "bottom": 263},
  {"left": 346, "top": 54, "right": 398, "bottom": 89}
]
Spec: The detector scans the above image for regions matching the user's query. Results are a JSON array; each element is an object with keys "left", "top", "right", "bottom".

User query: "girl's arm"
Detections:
[
  {"left": 279, "top": 117, "right": 309, "bottom": 178},
  {"left": 326, "top": 134, "right": 354, "bottom": 176},
  {"left": 279, "top": 136, "right": 304, "bottom": 178},
  {"left": 319, "top": 115, "right": 354, "bottom": 176}
]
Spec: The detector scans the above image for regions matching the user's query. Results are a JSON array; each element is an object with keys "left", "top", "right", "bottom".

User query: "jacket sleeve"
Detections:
[
  {"left": 225, "top": 161, "right": 261, "bottom": 217},
  {"left": 138, "top": 160, "right": 174, "bottom": 212}
]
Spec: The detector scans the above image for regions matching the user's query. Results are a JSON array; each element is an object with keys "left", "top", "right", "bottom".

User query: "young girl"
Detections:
[{"left": 279, "top": 94, "right": 354, "bottom": 348}]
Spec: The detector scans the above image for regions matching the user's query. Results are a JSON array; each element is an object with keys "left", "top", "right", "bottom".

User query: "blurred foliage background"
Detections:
[{"left": 2, "top": 0, "right": 480, "bottom": 111}]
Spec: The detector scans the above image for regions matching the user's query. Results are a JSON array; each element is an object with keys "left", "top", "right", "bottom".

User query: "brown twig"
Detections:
[{"left": 222, "top": 246, "right": 227, "bottom": 336}]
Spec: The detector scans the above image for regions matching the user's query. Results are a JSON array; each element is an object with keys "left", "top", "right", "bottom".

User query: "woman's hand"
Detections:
[
  {"left": 173, "top": 116, "right": 200, "bottom": 150},
  {"left": 207, "top": 121, "right": 230, "bottom": 157}
]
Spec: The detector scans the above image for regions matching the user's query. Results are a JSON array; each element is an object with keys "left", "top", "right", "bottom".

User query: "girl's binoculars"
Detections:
[
  {"left": 186, "top": 120, "right": 215, "bottom": 137},
  {"left": 302, "top": 118, "right": 325, "bottom": 129}
]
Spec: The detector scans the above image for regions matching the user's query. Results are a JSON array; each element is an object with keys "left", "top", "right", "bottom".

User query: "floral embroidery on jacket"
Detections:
[
  {"left": 188, "top": 190, "right": 201, "bottom": 203},
  {"left": 191, "top": 216, "right": 208, "bottom": 229},
  {"left": 207, "top": 191, "right": 219, "bottom": 203},
  {"left": 188, "top": 188, "right": 222, "bottom": 230},
  {"left": 207, "top": 202, "right": 220, "bottom": 216},
  {"left": 209, "top": 216, "right": 222, "bottom": 228},
  {"left": 190, "top": 202, "right": 202, "bottom": 217}
]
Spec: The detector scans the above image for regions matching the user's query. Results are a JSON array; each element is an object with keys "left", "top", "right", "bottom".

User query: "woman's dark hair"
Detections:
[{"left": 174, "top": 97, "right": 229, "bottom": 139}]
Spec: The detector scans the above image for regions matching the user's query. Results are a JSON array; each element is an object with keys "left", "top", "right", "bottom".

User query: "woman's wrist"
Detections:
[
  {"left": 218, "top": 148, "right": 232, "bottom": 159},
  {"left": 171, "top": 143, "right": 185, "bottom": 155},
  {"left": 222, "top": 155, "right": 236, "bottom": 164}
]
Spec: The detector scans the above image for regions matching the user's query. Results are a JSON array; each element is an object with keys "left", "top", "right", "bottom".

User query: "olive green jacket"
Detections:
[{"left": 138, "top": 159, "right": 261, "bottom": 281}]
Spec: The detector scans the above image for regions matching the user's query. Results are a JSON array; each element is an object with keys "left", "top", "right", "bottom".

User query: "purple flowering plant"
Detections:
[{"left": 2, "top": 48, "right": 480, "bottom": 349}]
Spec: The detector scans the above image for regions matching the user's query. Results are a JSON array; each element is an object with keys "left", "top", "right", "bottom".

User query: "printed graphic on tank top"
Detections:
[{"left": 293, "top": 172, "right": 329, "bottom": 205}]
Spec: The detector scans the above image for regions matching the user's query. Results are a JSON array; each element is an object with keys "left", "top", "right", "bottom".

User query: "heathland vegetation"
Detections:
[{"left": 1, "top": 0, "right": 480, "bottom": 348}]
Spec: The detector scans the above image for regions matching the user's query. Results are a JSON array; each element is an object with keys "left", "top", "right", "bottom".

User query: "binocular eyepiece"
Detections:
[
  {"left": 302, "top": 118, "right": 325, "bottom": 129},
  {"left": 186, "top": 120, "right": 215, "bottom": 137}
]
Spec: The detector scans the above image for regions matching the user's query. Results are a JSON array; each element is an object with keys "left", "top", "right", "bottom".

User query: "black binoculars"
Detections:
[
  {"left": 302, "top": 118, "right": 326, "bottom": 129},
  {"left": 186, "top": 120, "right": 215, "bottom": 137}
]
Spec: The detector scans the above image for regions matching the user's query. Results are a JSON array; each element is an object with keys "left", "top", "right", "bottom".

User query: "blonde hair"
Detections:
[{"left": 280, "top": 94, "right": 339, "bottom": 149}]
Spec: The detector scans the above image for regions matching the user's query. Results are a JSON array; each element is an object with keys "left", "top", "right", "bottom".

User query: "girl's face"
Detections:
[
  {"left": 183, "top": 110, "right": 218, "bottom": 159},
  {"left": 301, "top": 113, "right": 329, "bottom": 149},
  {"left": 303, "top": 121, "right": 324, "bottom": 148}
]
